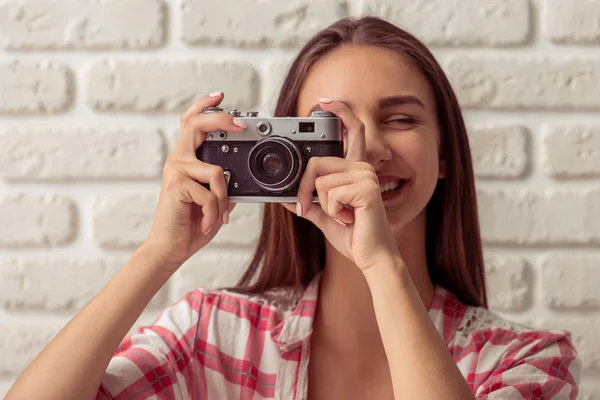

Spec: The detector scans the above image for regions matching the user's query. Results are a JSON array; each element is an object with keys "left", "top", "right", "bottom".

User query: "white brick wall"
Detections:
[{"left": 0, "top": 0, "right": 599, "bottom": 395}]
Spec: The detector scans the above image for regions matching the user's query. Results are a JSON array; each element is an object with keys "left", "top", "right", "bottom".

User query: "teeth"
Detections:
[{"left": 379, "top": 179, "right": 404, "bottom": 193}]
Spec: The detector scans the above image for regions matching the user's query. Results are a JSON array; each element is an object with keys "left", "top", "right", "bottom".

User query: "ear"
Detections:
[{"left": 438, "top": 159, "right": 446, "bottom": 179}]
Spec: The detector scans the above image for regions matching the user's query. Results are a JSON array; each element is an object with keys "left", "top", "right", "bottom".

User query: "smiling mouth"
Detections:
[{"left": 379, "top": 179, "right": 407, "bottom": 194}]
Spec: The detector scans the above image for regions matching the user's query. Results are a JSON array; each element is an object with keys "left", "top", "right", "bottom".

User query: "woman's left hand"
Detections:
[{"left": 281, "top": 99, "right": 401, "bottom": 272}]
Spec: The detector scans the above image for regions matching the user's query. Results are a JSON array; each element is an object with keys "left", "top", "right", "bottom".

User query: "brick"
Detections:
[
  {"left": 359, "top": 0, "right": 529, "bottom": 46},
  {"left": 86, "top": 60, "right": 258, "bottom": 112},
  {"left": 444, "top": 57, "right": 600, "bottom": 110},
  {"left": 542, "top": 0, "right": 600, "bottom": 44},
  {"left": 166, "top": 130, "right": 180, "bottom": 155},
  {"left": 468, "top": 125, "right": 527, "bottom": 178},
  {"left": 93, "top": 194, "right": 157, "bottom": 249},
  {"left": 172, "top": 249, "right": 254, "bottom": 298},
  {"left": 264, "top": 57, "right": 295, "bottom": 114},
  {"left": 477, "top": 189, "right": 600, "bottom": 245},
  {"left": 0, "top": 194, "right": 76, "bottom": 248},
  {"left": 181, "top": 0, "right": 349, "bottom": 48},
  {"left": 0, "top": 257, "right": 165, "bottom": 310},
  {"left": 534, "top": 318, "right": 600, "bottom": 374},
  {"left": 484, "top": 254, "right": 532, "bottom": 311},
  {"left": 0, "top": 61, "right": 72, "bottom": 114},
  {"left": 0, "top": 128, "right": 165, "bottom": 181},
  {"left": 0, "top": 381, "right": 14, "bottom": 398},
  {"left": 542, "top": 125, "right": 600, "bottom": 178},
  {"left": 541, "top": 253, "right": 600, "bottom": 310},
  {"left": 0, "top": 0, "right": 165, "bottom": 50},
  {"left": 93, "top": 196, "right": 261, "bottom": 250},
  {"left": 0, "top": 324, "right": 62, "bottom": 375}
]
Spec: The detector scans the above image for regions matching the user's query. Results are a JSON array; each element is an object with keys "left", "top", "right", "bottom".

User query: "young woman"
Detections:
[{"left": 6, "top": 16, "right": 579, "bottom": 400}]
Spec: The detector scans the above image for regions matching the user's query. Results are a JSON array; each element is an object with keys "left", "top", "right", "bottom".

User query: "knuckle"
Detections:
[
  {"left": 162, "top": 161, "right": 176, "bottom": 177},
  {"left": 163, "top": 162, "right": 186, "bottom": 186},
  {"left": 314, "top": 176, "right": 326, "bottom": 192},
  {"left": 364, "top": 180, "right": 380, "bottom": 195},
  {"left": 307, "top": 157, "right": 320, "bottom": 169},
  {"left": 207, "top": 190, "right": 218, "bottom": 203},
  {"left": 164, "top": 174, "right": 184, "bottom": 191},
  {"left": 369, "top": 179, "right": 380, "bottom": 191},
  {"left": 359, "top": 161, "right": 375, "bottom": 173},
  {"left": 211, "top": 165, "right": 224, "bottom": 179}
]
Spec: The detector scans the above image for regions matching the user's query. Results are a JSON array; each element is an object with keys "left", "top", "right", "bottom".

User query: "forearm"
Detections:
[
  {"left": 5, "top": 243, "right": 176, "bottom": 400},
  {"left": 363, "top": 256, "right": 475, "bottom": 400}
]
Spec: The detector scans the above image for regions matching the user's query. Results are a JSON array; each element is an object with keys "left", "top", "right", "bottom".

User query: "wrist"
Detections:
[
  {"left": 135, "top": 241, "right": 183, "bottom": 276},
  {"left": 362, "top": 251, "right": 409, "bottom": 286}
]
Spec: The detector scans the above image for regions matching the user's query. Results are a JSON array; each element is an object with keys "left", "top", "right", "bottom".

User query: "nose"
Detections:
[{"left": 364, "top": 123, "right": 392, "bottom": 170}]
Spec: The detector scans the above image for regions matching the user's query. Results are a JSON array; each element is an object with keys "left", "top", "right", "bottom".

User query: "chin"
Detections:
[{"left": 385, "top": 201, "right": 428, "bottom": 236}]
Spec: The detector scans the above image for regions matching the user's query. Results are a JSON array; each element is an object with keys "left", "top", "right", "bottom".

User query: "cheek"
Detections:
[{"left": 393, "top": 133, "right": 440, "bottom": 177}]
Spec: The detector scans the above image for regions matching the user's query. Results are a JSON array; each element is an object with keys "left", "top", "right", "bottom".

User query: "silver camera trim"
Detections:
[
  {"left": 229, "top": 196, "right": 319, "bottom": 203},
  {"left": 256, "top": 121, "right": 272, "bottom": 136},
  {"left": 204, "top": 116, "right": 342, "bottom": 142}
]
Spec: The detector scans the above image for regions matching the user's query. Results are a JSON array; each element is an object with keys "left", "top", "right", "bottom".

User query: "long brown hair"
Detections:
[{"left": 234, "top": 16, "right": 487, "bottom": 308}]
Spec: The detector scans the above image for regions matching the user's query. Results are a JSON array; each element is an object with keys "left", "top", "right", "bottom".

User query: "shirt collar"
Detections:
[
  {"left": 270, "top": 272, "right": 321, "bottom": 350},
  {"left": 427, "top": 284, "right": 469, "bottom": 345},
  {"left": 270, "top": 272, "right": 465, "bottom": 350}
]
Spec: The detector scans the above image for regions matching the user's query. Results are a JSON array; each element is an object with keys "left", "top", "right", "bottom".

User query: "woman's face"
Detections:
[{"left": 297, "top": 44, "right": 445, "bottom": 234}]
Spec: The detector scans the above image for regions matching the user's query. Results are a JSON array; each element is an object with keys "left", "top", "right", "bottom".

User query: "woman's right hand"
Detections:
[{"left": 144, "top": 92, "right": 247, "bottom": 271}]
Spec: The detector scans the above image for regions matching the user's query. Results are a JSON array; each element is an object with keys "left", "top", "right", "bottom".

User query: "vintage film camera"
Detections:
[{"left": 196, "top": 107, "right": 344, "bottom": 202}]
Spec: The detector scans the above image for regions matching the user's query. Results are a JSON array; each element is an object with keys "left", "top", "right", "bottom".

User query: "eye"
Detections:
[{"left": 384, "top": 116, "right": 417, "bottom": 125}]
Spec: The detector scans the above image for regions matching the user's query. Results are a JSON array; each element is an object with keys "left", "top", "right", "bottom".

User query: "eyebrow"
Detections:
[{"left": 307, "top": 95, "right": 426, "bottom": 115}]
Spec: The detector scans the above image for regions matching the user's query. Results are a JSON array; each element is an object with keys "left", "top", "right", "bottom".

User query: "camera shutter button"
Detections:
[
  {"left": 201, "top": 106, "right": 223, "bottom": 114},
  {"left": 311, "top": 111, "right": 335, "bottom": 117},
  {"left": 228, "top": 110, "right": 241, "bottom": 117},
  {"left": 246, "top": 111, "right": 259, "bottom": 117}
]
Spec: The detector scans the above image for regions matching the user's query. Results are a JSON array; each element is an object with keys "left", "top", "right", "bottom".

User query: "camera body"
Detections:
[{"left": 196, "top": 107, "right": 344, "bottom": 202}]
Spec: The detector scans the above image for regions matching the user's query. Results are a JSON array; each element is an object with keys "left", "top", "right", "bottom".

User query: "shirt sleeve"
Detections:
[
  {"left": 475, "top": 330, "right": 581, "bottom": 400},
  {"left": 96, "top": 290, "right": 205, "bottom": 400}
]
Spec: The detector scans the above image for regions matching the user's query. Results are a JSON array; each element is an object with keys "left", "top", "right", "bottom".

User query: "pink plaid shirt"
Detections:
[{"left": 97, "top": 273, "right": 580, "bottom": 399}]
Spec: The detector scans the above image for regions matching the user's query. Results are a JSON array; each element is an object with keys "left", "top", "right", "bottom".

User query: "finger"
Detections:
[
  {"left": 180, "top": 178, "right": 220, "bottom": 235},
  {"left": 315, "top": 170, "right": 373, "bottom": 223},
  {"left": 181, "top": 91, "right": 223, "bottom": 124},
  {"left": 296, "top": 157, "right": 364, "bottom": 216},
  {"left": 314, "top": 175, "right": 329, "bottom": 216},
  {"left": 165, "top": 160, "right": 230, "bottom": 223},
  {"left": 178, "top": 112, "right": 247, "bottom": 158},
  {"left": 313, "top": 170, "right": 374, "bottom": 196},
  {"left": 327, "top": 185, "right": 356, "bottom": 225},
  {"left": 186, "top": 160, "right": 230, "bottom": 223},
  {"left": 327, "top": 180, "right": 381, "bottom": 223},
  {"left": 318, "top": 99, "right": 367, "bottom": 162}
]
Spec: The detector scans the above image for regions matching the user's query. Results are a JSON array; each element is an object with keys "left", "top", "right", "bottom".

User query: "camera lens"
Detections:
[
  {"left": 260, "top": 153, "right": 284, "bottom": 176},
  {"left": 248, "top": 137, "right": 304, "bottom": 192}
]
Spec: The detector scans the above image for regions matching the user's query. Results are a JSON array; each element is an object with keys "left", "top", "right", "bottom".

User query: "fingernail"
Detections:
[
  {"left": 203, "top": 226, "right": 213, "bottom": 235},
  {"left": 233, "top": 117, "right": 247, "bottom": 129},
  {"left": 209, "top": 91, "right": 222, "bottom": 98},
  {"left": 296, "top": 202, "right": 303, "bottom": 217},
  {"left": 222, "top": 210, "right": 229, "bottom": 224},
  {"left": 334, "top": 218, "right": 346, "bottom": 226},
  {"left": 319, "top": 98, "right": 333, "bottom": 103}
]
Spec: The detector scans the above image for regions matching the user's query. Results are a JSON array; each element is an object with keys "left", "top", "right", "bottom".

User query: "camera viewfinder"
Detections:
[{"left": 299, "top": 122, "right": 315, "bottom": 133}]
